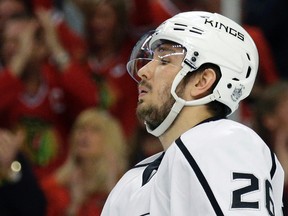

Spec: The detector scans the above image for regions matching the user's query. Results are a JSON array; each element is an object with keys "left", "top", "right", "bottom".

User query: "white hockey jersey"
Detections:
[{"left": 101, "top": 119, "right": 285, "bottom": 215}]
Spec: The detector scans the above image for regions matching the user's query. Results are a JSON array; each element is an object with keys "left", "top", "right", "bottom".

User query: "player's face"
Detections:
[
  {"left": 136, "top": 43, "right": 185, "bottom": 130},
  {"left": 88, "top": 2, "right": 117, "bottom": 47},
  {"left": 1, "top": 19, "right": 48, "bottom": 65}
]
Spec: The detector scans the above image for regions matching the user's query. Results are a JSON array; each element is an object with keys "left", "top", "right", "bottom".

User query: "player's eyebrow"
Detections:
[
  {"left": 154, "top": 43, "right": 186, "bottom": 60},
  {"left": 156, "top": 44, "right": 178, "bottom": 53}
]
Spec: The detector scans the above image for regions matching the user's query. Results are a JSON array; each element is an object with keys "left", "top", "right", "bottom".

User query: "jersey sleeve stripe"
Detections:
[
  {"left": 175, "top": 137, "right": 224, "bottom": 216},
  {"left": 269, "top": 149, "right": 276, "bottom": 179}
]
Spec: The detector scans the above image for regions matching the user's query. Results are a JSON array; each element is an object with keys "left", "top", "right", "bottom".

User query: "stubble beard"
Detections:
[{"left": 136, "top": 87, "right": 177, "bottom": 131}]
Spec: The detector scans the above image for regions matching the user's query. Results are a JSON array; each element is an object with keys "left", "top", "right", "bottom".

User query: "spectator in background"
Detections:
[
  {"left": 253, "top": 81, "right": 288, "bottom": 215},
  {"left": 77, "top": 0, "right": 138, "bottom": 139},
  {"left": 42, "top": 108, "right": 127, "bottom": 216},
  {"left": 0, "top": 10, "right": 100, "bottom": 180},
  {"left": 28, "top": 0, "right": 140, "bottom": 140},
  {"left": 0, "top": 128, "right": 46, "bottom": 216},
  {"left": 38, "top": 0, "right": 139, "bottom": 140},
  {"left": 0, "top": 13, "right": 68, "bottom": 179}
]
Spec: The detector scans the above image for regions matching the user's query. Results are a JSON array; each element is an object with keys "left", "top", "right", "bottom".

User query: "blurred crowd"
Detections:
[{"left": 0, "top": 0, "right": 287, "bottom": 215}]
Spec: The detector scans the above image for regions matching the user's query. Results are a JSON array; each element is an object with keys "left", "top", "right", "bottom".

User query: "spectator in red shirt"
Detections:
[
  {"left": 78, "top": 0, "right": 139, "bottom": 139},
  {"left": 0, "top": 11, "right": 99, "bottom": 180}
]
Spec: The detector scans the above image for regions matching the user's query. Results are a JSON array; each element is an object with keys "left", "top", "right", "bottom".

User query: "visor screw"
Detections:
[
  {"left": 192, "top": 57, "right": 197, "bottom": 62},
  {"left": 194, "top": 51, "right": 199, "bottom": 56}
]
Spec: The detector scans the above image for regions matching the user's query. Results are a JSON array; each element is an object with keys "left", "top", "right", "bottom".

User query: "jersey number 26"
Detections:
[{"left": 231, "top": 172, "right": 275, "bottom": 216}]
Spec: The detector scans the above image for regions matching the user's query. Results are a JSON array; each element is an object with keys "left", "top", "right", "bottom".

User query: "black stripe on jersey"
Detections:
[
  {"left": 175, "top": 137, "right": 224, "bottom": 216},
  {"left": 269, "top": 149, "right": 276, "bottom": 179},
  {"left": 139, "top": 213, "right": 150, "bottom": 216},
  {"left": 133, "top": 152, "right": 165, "bottom": 169}
]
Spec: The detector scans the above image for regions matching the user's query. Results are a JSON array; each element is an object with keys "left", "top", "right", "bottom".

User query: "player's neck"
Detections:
[{"left": 159, "top": 106, "right": 213, "bottom": 150}]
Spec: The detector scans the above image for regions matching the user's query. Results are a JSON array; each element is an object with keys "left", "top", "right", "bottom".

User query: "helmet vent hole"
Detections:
[
  {"left": 190, "top": 27, "right": 204, "bottom": 35},
  {"left": 173, "top": 23, "right": 204, "bottom": 35},
  {"left": 232, "top": 78, "right": 239, "bottom": 81},
  {"left": 189, "top": 29, "right": 203, "bottom": 35},
  {"left": 246, "top": 53, "right": 251, "bottom": 61},
  {"left": 192, "top": 27, "right": 204, "bottom": 32},
  {"left": 227, "top": 83, "right": 232, "bottom": 89},
  {"left": 175, "top": 23, "right": 187, "bottom": 27},
  {"left": 174, "top": 23, "right": 186, "bottom": 31},
  {"left": 174, "top": 28, "right": 185, "bottom": 31},
  {"left": 246, "top": 66, "right": 251, "bottom": 78}
]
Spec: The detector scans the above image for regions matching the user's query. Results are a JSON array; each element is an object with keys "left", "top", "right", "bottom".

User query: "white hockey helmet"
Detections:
[{"left": 127, "top": 11, "right": 259, "bottom": 136}]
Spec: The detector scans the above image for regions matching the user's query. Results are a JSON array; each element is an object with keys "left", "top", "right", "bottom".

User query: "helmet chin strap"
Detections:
[
  {"left": 145, "top": 100, "right": 184, "bottom": 137},
  {"left": 145, "top": 62, "right": 220, "bottom": 137}
]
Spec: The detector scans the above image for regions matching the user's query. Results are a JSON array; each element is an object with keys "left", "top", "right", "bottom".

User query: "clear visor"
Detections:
[{"left": 127, "top": 31, "right": 187, "bottom": 83}]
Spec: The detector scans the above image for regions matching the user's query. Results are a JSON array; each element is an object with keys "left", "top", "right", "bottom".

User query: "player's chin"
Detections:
[
  {"left": 136, "top": 104, "right": 148, "bottom": 121},
  {"left": 136, "top": 103, "right": 143, "bottom": 114}
]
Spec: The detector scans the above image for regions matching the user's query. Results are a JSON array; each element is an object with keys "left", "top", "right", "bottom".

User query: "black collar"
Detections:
[{"left": 142, "top": 152, "right": 165, "bottom": 186}]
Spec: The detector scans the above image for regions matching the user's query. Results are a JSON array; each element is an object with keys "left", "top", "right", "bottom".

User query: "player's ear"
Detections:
[{"left": 190, "top": 68, "right": 216, "bottom": 98}]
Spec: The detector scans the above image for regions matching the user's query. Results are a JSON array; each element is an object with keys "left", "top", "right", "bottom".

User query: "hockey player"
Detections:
[{"left": 101, "top": 11, "right": 285, "bottom": 215}]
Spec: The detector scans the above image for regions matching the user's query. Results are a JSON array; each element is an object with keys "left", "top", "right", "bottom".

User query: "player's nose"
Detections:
[{"left": 137, "top": 60, "right": 155, "bottom": 81}]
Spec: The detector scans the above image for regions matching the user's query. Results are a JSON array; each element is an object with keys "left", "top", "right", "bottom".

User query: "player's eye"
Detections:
[{"left": 159, "top": 57, "right": 169, "bottom": 65}]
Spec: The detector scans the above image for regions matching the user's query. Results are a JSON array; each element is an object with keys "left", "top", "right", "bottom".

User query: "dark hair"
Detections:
[{"left": 183, "top": 63, "right": 230, "bottom": 118}]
